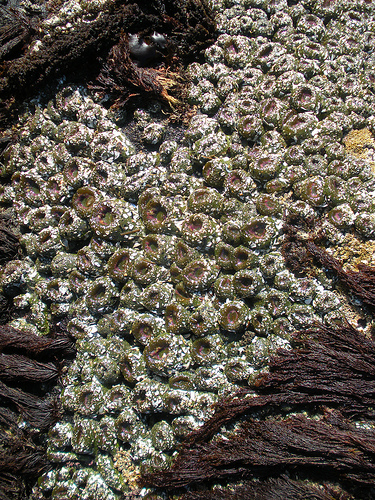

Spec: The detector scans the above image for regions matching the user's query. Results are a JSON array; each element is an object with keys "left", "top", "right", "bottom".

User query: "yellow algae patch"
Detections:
[
  {"left": 343, "top": 128, "right": 375, "bottom": 174},
  {"left": 113, "top": 449, "right": 141, "bottom": 491},
  {"left": 332, "top": 233, "right": 375, "bottom": 271}
]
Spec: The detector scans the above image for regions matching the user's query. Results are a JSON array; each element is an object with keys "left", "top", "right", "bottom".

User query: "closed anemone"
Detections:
[
  {"left": 187, "top": 187, "right": 224, "bottom": 217},
  {"left": 181, "top": 213, "right": 217, "bottom": 249},
  {"left": 173, "top": 240, "right": 196, "bottom": 267},
  {"left": 164, "top": 303, "right": 189, "bottom": 334},
  {"left": 132, "top": 257, "right": 161, "bottom": 286},
  {"left": 219, "top": 300, "right": 249, "bottom": 332},
  {"left": 19, "top": 173, "right": 42, "bottom": 206},
  {"left": 85, "top": 277, "right": 119, "bottom": 315},
  {"left": 191, "top": 338, "right": 215, "bottom": 365},
  {"left": 72, "top": 187, "right": 99, "bottom": 218},
  {"left": 174, "top": 282, "right": 193, "bottom": 306},
  {"left": 107, "top": 249, "right": 133, "bottom": 282},
  {"left": 231, "top": 245, "right": 258, "bottom": 271},
  {"left": 182, "top": 259, "right": 219, "bottom": 292},
  {"left": 241, "top": 217, "right": 276, "bottom": 248},
  {"left": 131, "top": 314, "right": 163, "bottom": 345},
  {"left": 222, "top": 221, "right": 242, "bottom": 245},
  {"left": 90, "top": 200, "right": 124, "bottom": 241},
  {"left": 142, "top": 198, "right": 168, "bottom": 232},
  {"left": 233, "top": 269, "right": 264, "bottom": 298},
  {"left": 213, "top": 275, "right": 235, "bottom": 301},
  {"left": 215, "top": 242, "right": 234, "bottom": 270}
]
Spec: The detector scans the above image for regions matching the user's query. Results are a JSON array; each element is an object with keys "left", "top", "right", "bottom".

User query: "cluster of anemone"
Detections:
[{"left": 0, "top": 0, "right": 375, "bottom": 498}]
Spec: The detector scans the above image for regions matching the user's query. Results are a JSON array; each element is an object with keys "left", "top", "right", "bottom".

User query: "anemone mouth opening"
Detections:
[
  {"left": 194, "top": 339, "right": 211, "bottom": 356},
  {"left": 176, "top": 242, "right": 190, "bottom": 261},
  {"left": 80, "top": 391, "right": 93, "bottom": 406},
  {"left": 145, "top": 202, "right": 167, "bottom": 224},
  {"left": 48, "top": 180, "right": 60, "bottom": 193},
  {"left": 97, "top": 168, "right": 108, "bottom": 180},
  {"left": 306, "top": 181, "right": 321, "bottom": 200},
  {"left": 51, "top": 207, "right": 66, "bottom": 220},
  {"left": 143, "top": 237, "right": 159, "bottom": 254},
  {"left": 300, "top": 88, "right": 313, "bottom": 102},
  {"left": 170, "top": 375, "right": 191, "bottom": 390},
  {"left": 228, "top": 172, "right": 243, "bottom": 186},
  {"left": 76, "top": 192, "right": 95, "bottom": 209},
  {"left": 219, "top": 248, "right": 231, "bottom": 261},
  {"left": 147, "top": 290, "right": 160, "bottom": 301},
  {"left": 134, "top": 322, "right": 153, "bottom": 342},
  {"left": 91, "top": 284, "right": 106, "bottom": 298},
  {"left": 120, "top": 358, "right": 133, "bottom": 379},
  {"left": 242, "top": 116, "right": 256, "bottom": 129},
  {"left": 265, "top": 257, "right": 276, "bottom": 267},
  {"left": 175, "top": 283, "right": 191, "bottom": 301},
  {"left": 64, "top": 213, "right": 74, "bottom": 226},
  {"left": 225, "top": 223, "right": 241, "bottom": 239},
  {"left": 331, "top": 210, "right": 343, "bottom": 223},
  {"left": 66, "top": 162, "right": 79, "bottom": 179},
  {"left": 193, "top": 189, "right": 208, "bottom": 202},
  {"left": 259, "top": 44, "right": 273, "bottom": 58},
  {"left": 97, "top": 205, "right": 114, "bottom": 225},
  {"left": 47, "top": 282, "right": 59, "bottom": 292},
  {"left": 291, "top": 115, "right": 308, "bottom": 128},
  {"left": 187, "top": 216, "right": 203, "bottom": 232},
  {"left": 226, "top": 307, "right": 240, "bottom": 325},
  {"left": 191, "top": 313, "right": 204, "bottom": 329},
  {"left": 246, "top": 221, "right": 267, "bottom": 238},
  {"left": 254, "top": 313, "right": 264, "bottom": 324},
  {"left": 114, "top": 253, "right": 129, "bottom": 271},
  {"left": 238, "top": 277, "right": 254, "bottom": 287},
  {"left": 170, "top": 266, "right": 181, "bottom": 280},
  {"left": 135, "top": 260, "right": 152, "bottom": 276},
  {"left": 148, "top": 341, "right": 170, "bottom": 360},
  {"left": 227, "top": 44, "right": 237, "bottom": 55},
  {"left": 265, "top": 100, "right": 276, "bottom": 114},
  {"left": 25, "top": 179, "right": 40, "bottom": 195},
  {"left": 79, "top": 253, "right": 91, "bottom": 267},
  {"left": 165, "top": 306, "right": 179, "bottom": 327},
  {"left": 165, "top": 395, "right": 183, "bottom": 410},
  {"left": 219, "top": 276, "right": 232, "bottom": 287},
  {"left": 35, "top": 210, "right": 46, "bottom": 220},
  {"left": 258, "top": 157, "right": 273, "bottom": 169},
  {"left": 188, "top": 264, "right": 205, "bottom": 280}
]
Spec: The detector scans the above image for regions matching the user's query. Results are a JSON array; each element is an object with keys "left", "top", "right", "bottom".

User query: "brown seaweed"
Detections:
[
  {"left": 0, "top": 5, "right": 43, "bottom": 62},
  {"left": 142, "top": 324, "right": 375, "bottom": 498},
  {"left": 180, "top": 476, "right": 350, "bottom": 500},
  {"left": 0, "top": 324, "right": 75, "bottom": 358},
  {"left": 0, "top": 379, "right": 60, "bottom": 430},
  {"left": 0, "top": 219, "right": 19, "bottom": 266},
  {"left": 305, "top": 240, "right": 375, "bottom": 311},
  {"left": 282, "top": 215, "right": 375, "bottom": 311},
  {"left": 0, "top": 353, "right": 59, "bottom": 383},
  {"left": 0, "top": 320, "right": 74, "bottom": 498},
  {"left": 151, "top": 414, "right": 375, "bottom": 488},
  {"left": 91, "top": 33, "right": 182, "bottom": 109}
]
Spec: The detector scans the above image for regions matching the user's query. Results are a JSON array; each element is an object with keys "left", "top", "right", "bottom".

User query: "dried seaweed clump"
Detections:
[
  {"left": 0, "top": 323, "right": 75, "bottom": 499},
  {"left": 0, "top": 4, "right": 45, "bottom": 62},
  {"left": 0, "top": 0, "right": 216, "bottom": 127},
  {"left": 142, "top": 323, "right": 375, "bottom": 499},
  {"left": 92, "top": 33, "right": 182, "bottom": 109}
]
